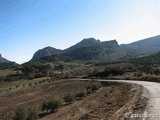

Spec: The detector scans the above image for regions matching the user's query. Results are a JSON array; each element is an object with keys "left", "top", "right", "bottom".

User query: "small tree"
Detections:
[
  {"left": 13, "top": 105, "right": 26, "bottom": 120},
  {"left": 50, "top": 97, "right": 62, "bottom": 112},
  {"left": 26, "top": 106, "right": 39, "bottom": 120}
]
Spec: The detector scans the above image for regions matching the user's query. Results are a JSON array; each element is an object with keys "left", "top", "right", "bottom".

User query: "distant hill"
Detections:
[
  {"left": 0, "top": 54, "right": 17, "bottom": 68},
  {"left": 121, "top": 35, "right": 160, "bottom": 54}
]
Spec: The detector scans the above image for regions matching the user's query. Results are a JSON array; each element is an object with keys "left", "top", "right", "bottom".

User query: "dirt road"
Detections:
[{"left": 99, "top": 80, "right": 160, "bottom": 120}]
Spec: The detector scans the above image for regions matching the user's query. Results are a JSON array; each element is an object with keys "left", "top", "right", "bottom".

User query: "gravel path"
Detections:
[{"left": 99, "top": 80, "right": 160, "bottom": 120}]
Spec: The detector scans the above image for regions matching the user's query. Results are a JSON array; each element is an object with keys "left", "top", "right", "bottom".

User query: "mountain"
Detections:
[
  {"left": 65, "top": 40, "right": 122, "bottom": 61},
  {"left": 121, "top": 35, "right": 160, "bottom": 54},
  {"left": 30, "top": 46, "right": 62, "bottom": 62},
  {"left": 32, "top": 38, "right": 126, "bottom": 63},
  {"left": 0, "top": 54, "right": 11, "bottom": 63},
  {"left": 130, "top": 52, "right": 160, "bottom": 65},
  {"left": 64, "top": 38, "right": 100, "bottom": 53},
  {"left": 0, "top": 54, "right": 17, "bottom": 68},
  {"left": 29, "top": 35, "right": 160, "bottom": 64}
]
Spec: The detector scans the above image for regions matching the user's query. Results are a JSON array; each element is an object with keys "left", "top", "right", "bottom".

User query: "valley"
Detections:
[
  {"left": 1, "top": 35, "right": 160, "bottom": 119},
  {"left": 0, "top": 79, "right": 145, "bottom": 120}
]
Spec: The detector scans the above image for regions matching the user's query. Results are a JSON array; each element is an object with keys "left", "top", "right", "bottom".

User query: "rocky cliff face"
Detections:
[{"left": 30, "top": 46, "right": 62, "bottom": 62}]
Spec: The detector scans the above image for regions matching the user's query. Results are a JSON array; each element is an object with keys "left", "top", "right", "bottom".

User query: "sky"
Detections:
[{"left": 1, "top": 0, "right": 160, "bottom": 64}]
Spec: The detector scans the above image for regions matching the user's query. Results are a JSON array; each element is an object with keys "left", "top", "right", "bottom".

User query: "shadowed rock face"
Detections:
[
  {"left": 30, "top": 46, "right": 62, "bottom": 62},
  {"left": 30, "top": 38, "right": 122, "bottom": 62}
]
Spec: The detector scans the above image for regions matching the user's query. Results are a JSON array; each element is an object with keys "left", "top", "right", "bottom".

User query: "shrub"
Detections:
[
  {"left": 39, "top": 81, "right": 42, "bottom": 84},
  {"left": 13, "top": 105, "right": 26, "bottom": 120},
  {"left": 91, "top": 82, "right": 102, "bottom": 91},
  {"left": 49, "top": 97, "right": 62, "bottom": 112},
  {"left": 64, "top": 94, "right": 75, "bottom": 103},
  {"left": 34, "top": 82, "right": 38, "bottom": 85},
  {"left": 80, "top": 113, "right": 89, "bottom": 120},
  {"left": 104, "top": 93, "right": 108, "bottom": 97},
  {"left": 26, "top": 106, "right": 39, "bottom": 120},
  {"left": 42, "top": 97, "right": 62, "bottom": 113},
  {"left": 16, "top": 85, "right": 19, "bottom": 88},
  {"left": 109, "top": 86, "right": 114, "bottom": 93},
  {"left": 154, "top": 69, "right": 160, "bottom": 75},
  {"left": 87, "top": 89, "right": 92, "bottom": 94},
  {"left": 137, "top": 72, "right": 143, "bottom": 77},
  {"left": 76, "top": 89, "right": 87, "bottom": 98},
  {"left": 28, "top": 83, "right": 32, "bottom": 87},
  {"left": 42, "top": 100, "right": 50, "bottom": 112}
]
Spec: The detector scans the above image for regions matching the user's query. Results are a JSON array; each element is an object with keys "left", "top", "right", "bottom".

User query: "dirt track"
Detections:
[
  {"left": 0, "top": 79, "right": 153, "bottom": 120},
  {"left": 99, "top": 80, "right": 160, "bottom": 120}
]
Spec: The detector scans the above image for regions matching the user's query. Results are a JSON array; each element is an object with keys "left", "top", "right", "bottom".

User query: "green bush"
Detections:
[
  {"left": 34, "top": 82, "right": 38, "bottom": 85},
  {"left": 42, "top": 100, "right": 50, "bottom": 112},
  {"left": 64, "top": 94, "right": 75, "bottom": 103},
  {"left": 154, "top": 69, "right": 160, "bottom": 75},
  {"left": 76, "top": 89, "right": 87, "bottom": 98},
  {"left": 137, "top": 72, "right": 143, "bottom": 77},
  {"left": 28, "top": 83, "right": 32, "bottom": 87},
  {"left": 26, "top": 106, "right": 39, "bottom": 120},
  {"left": 50, "top": 97, "right": 62, "bottom": 112},
  {"left": 42, "top": 97, "right": 62, "bottom": 113},
  {"left": 91, "top": 82, "right": 102, "bottom": 91},
  {"left": 13, "top": 105, "right": 26, "bottom": 120},
  {"left": 16, "top": 85, "right": 19, "bottom": 88},
  {"left": 39, "top": 81, "right": 42, "bottom": 84},
  {"left": 87, "top": 89, "right": 92, "bottom": 94}
]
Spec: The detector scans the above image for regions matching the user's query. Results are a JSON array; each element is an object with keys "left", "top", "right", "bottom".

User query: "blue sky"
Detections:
[{"left": 1, "top": 0, "right": 160, "bottom": 63}]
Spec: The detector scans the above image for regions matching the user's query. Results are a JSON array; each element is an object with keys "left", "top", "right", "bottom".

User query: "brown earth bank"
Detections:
[{"left": 0, "top": 79, "right": 146, "bottom": 120}]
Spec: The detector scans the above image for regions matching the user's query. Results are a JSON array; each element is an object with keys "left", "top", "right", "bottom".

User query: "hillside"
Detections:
[
  {"left": 64, "top": 38, "right": 101, "bottom": 53},
  {"left": 121, "top": 35, "right": 160, "bottom": 54},
  {"left": 30, "top": 46, "right": 62, "bottom": 62},
  {"left": 0, "top": 54, "right": 11, "bottom": 63},
  {"left": 130, "top": 52, "right": 160, "bottom": 65},
  {"left": 30, "top": 35, "right": 160, "bottom": 64},
  {"left": 31, "top": 38, "right": 126, "bottom": 63}
]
